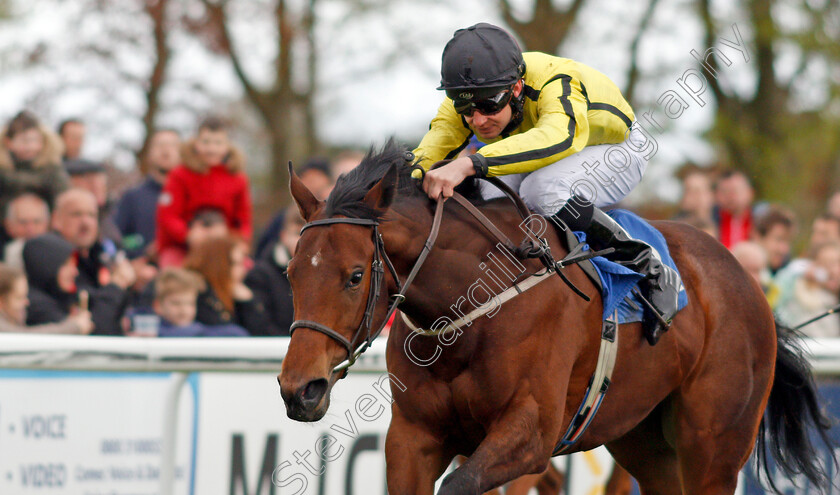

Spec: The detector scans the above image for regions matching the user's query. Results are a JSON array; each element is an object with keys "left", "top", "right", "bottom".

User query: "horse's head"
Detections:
[{"left": 279, "top": 152, "right": 400, "bottom": 422}]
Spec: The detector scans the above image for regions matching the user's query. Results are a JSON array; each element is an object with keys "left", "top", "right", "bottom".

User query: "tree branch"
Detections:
[
  {"left": 199, "top": 0, "right": 269, "bottom": 121},
  {"left": 624, "top": 0, "right": 660, "bottom": 105},
  {"left": 498, "top": 0, "right": 588, "bottom": 53},
  {"left": 138, "top": 0, "right": 171, "bottom": 166},
  {"left": 697, "top": 0, "right": 728, "bottom": 106}
]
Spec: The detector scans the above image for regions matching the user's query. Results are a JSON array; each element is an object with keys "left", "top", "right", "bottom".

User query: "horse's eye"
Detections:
[{"left": 347, "top": 270, "right": 364, "bottom": 288}]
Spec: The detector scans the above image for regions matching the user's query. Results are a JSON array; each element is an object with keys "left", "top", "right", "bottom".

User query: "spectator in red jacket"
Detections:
[
  {"left": 156, "top": 116, "right": 252, "bottom": 268},
  {"left": 713, "top": 170, "right": 759, "bottom": 248}
]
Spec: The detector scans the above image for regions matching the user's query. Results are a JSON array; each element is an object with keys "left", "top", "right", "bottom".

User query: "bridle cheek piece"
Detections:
[{"left": 289, "top": 202, "right": 444, "bottom": 375}]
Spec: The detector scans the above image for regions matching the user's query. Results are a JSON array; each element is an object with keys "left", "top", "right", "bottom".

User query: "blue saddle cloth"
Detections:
[{"left": 573, "top": 209, "right": 688, "bottom": 324}]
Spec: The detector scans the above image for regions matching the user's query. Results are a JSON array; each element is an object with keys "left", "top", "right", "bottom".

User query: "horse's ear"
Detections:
[
  {"left": 288, "top": 162, "right": 320, "bottom": 221},
  {"left": 363, "top": 163, "right": 398, "bottom": 212}
]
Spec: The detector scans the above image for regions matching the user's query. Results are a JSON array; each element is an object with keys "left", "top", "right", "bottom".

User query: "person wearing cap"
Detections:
[
  {"left": 413, "top": 23, "right": 680, "bottom": 344},
  {"left": 64, "top": 158, "right": 124, "bottom": 250}
]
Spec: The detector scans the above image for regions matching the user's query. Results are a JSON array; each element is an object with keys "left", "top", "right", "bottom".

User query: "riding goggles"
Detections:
[{"left": 452, "top": 87, "right": 513, "bottom": 117}]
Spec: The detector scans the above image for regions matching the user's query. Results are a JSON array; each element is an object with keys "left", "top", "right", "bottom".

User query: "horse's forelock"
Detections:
[{"left": 324, "top": 139, "right": 422, "bottom": 220}]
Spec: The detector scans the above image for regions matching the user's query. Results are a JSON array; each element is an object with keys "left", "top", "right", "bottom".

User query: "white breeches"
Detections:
[{"left": 479, "top": 122, "right": 650, "bottom": 215}]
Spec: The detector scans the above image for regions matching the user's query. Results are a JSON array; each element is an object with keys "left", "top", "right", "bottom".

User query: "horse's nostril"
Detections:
[{"left": 302, "top": 379, "right": 328, "bottom": 404}]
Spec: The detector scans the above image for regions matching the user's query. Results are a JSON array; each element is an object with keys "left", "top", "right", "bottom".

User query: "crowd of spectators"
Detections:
[
  {"left": 0, "top": 109, "right": 363, "bottom": 338},
  {"left": 0, "top": 108, "right": 838, "bottom": 339},
  {"left": 675, "top": 165, "right": 840, "bottom": 337}
]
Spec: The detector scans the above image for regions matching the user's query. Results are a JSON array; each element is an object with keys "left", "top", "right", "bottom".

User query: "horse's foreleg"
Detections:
[
  {"left": 437, "top": 395, "right": 553, "bottom": 495},
  {"left": 386, "top": 404, "right": 451, "bottom": 495}
]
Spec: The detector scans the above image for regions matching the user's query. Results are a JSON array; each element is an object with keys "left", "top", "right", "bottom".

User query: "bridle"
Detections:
[
  {"left": 289, "top": 176, "right": 606, "bottom": 376},
  {"left": 289, "top": 199, "right": 445, "bottom": 375}
]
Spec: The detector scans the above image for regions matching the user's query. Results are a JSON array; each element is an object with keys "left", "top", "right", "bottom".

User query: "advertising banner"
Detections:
[{"left": 2, "top": 367, "right": 839, "bottom": 494}]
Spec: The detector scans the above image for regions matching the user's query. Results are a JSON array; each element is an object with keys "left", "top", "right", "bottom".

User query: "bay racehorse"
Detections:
[{"left": 278, "top": 142, "right": 834, "bottom": 494}]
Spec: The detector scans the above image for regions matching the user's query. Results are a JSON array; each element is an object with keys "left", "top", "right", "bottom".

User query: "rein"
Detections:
[{"left": 289, "top": 177, "right": 604, "bottom": 375}]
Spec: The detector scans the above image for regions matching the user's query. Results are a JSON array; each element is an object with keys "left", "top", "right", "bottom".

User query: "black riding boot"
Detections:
[{"left": 552, "top": 199, "right": 681, "bottom": 345}]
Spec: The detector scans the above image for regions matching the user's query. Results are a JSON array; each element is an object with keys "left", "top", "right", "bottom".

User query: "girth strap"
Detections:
[{"left": 553, "top": 311, "right": 620, "bottom": 455}]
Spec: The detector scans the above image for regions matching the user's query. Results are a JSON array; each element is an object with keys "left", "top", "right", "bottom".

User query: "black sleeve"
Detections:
[
  {"left": 234, "top": 298, "right": 276, "bottom": 337},
  {"left": 26, "top": 291, "right": 69, "bottom": 325},
  {"left": 244, "top": 267, "right": 290, "bottom": 336},
  {"left": 255, "top": 213, "right": 285, "bottom": 259},
  {"left": 88, "top": 284, "right": 129, "bottom": 336},
  {"left": 113, "top": 191, "right": 134, "bottom": 235}
]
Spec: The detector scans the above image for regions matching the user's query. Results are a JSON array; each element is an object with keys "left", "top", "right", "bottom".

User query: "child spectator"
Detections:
[
  {"left": 751, "top": 205, "right": 796, "bottom": 275},
  {"left": 774, "top": 241, "right": 840, "bottom": 338},
  {"left": 153, "top": 268, "right": 247, "bottom": 337},
  {"left": 22, "top": 233, "right": 122, "bottom": 335},
  {"left": 730, "top": 241, "right": 780, "bottom": 305},
  {"left": 731, "top": 241, "right": 767, "bottom": 285},
  {"left": 245, "top": 207, "right": 303, "bottom": 336},
  {"left": 130, "top": 209, "right": 232, "bottom": 312},
  {"left": 156, "top": 117, "right": 252, "bottom": 267},
  {"left": 0, "top": 263, "right": 92, "bottom": 334},
  {"left": 184, "top": 236, "right": 265, "bottom": 335},
  {"left": 0, "top": 110, "right": 68, "bottom": 209}
]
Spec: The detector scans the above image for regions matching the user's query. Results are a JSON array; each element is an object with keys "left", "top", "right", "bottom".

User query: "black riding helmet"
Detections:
[{"left": 438, "top": 23, "right": 526, "bottom": 100}]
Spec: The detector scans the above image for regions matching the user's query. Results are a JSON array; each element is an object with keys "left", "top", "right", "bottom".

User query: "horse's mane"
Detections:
[{"left": 324, "top": 138, "right": 482, "bottom": 220}]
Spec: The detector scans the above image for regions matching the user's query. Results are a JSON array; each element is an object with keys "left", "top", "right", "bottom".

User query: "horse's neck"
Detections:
[{"left": 384, "top": 199, "right": 562, "bottom": 330}]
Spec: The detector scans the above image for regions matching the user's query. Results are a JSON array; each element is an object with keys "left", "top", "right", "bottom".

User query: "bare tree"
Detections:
[
  {"left": 499, "top": 0, "right": 587, "bottom": 53},
  {"left": 0, "top": 0, "right": 193, "bottom": 170},
  {"left": 137, "top": 0, "right": 173, "bottom": 168},
  {"left": 187, "top": 0, "right": 320, "bottom": 205},
  {"left": 624, "top": 0, "right": 661, "bottom": 105}
]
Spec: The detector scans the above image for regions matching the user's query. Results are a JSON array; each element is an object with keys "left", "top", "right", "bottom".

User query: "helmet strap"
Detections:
[{"left": 501, "top": 81, "right": 525, "bottom": 136}]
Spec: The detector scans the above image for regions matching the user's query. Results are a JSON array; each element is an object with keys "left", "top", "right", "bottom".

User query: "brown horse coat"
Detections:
[{"left": 280, "top": 144, "right": 833, "bottom": 495}]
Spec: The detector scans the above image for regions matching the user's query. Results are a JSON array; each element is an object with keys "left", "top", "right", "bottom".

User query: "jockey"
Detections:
[{"left": 413, "top": 22, "right": 681, "bottom": 345}]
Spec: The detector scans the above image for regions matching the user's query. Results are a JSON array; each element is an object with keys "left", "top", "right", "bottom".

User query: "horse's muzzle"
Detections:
[{"left": 279, "top": 376, "right": 329, "bottom": 422}]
